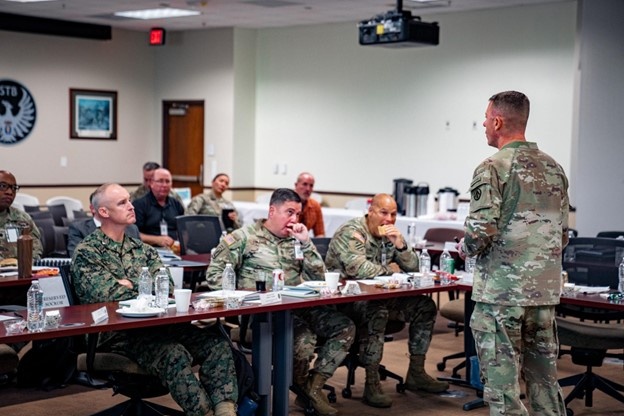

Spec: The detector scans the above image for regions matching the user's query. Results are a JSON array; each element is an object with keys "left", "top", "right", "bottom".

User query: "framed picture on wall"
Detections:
[{"left": 69, "top": 88, "right": 117, "bottom": 140}]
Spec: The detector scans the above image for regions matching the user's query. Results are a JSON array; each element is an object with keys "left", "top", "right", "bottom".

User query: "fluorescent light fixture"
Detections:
[
  {"left": 3, "top": 0, "right": 57, "bottom": 3},
  {"left": 114, "top": 8, "right": 200, "bottom": 20}
]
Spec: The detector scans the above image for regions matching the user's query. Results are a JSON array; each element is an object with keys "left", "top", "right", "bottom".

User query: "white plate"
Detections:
[
  {"left": 116, "top": 307, "right": 165, "bottom": 318},
  {"left": 302, "top": 281, "right": 343, "bottom": 289}
]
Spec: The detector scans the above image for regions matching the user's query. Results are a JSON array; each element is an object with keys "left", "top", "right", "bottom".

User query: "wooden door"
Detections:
[{"left": 163, "top": 101, "right": 204, "bottom": 197}]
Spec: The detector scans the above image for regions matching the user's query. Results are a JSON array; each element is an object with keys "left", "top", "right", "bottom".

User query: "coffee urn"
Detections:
[
  {"left": 393, "top": 178, "right": 413, "bottom": 215},
  {"left": 415, "top": 183, "right": 430, "bottom": 217}
]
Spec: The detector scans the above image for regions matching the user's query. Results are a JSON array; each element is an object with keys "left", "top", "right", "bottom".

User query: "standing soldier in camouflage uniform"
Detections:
[
  {"left": 457, "top": 91, "right": 569, "bottom": 416},
  {"left": 325, "top": 194, "right": 448, "bottom": 408},
  {"left": 186, "top": 173, "right": 241, "bottom": 232},
  {"left": 207, "top": 188, "right": 355, "bottom": 416},
  {"left": 0, "top": 170, "right": 43, "bottom": 261},
  {"left": 72, "top": 183, "right": 238, "bottom": 416}
]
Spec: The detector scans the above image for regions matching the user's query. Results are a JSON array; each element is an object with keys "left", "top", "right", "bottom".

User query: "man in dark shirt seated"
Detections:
[{"left": 133, "top": 168, "right": 184, "bottom": 247}]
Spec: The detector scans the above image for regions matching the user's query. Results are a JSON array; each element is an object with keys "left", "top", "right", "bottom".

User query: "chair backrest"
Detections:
[
  {"left": 176, "top": 215, "right": 222, "bottom": 255},
  {"left": 46, "top": 204, "right": 68, "bottom": 226},
  {"left": 423, "top": 227, "right": 464, "bottom": 243},
  {"left": 14, "top": 193, "right": 40, "bottom": 208},
  {"left": 23, "top": 204, "right": 41, "bottom": 213},
  {"left": 46, "top": 196, "right": 84, "bottom": 221},
  {"left": 563, "top": 237, "right": 624, "bottom": 289},
  {"left": 596, "top": 231, "right": 624, "bottom": 239},
  {"left": 33, "top": 217, "right": 68, "bottom": 258},
  {"left": 311, "top": 237, "right": 331, "bottom": 261}
]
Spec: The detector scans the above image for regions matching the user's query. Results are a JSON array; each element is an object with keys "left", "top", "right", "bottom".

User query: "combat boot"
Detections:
[
  {"left": 214, "top": 400, "right": 237, "bottom": 416},
  {"left": 363, "top": 366, "right": 392, "bottom": 408},
  {"left": 301, "top": 373, "right": 338, "bottom": 416},
  {"left": 404, "top": 354, "right": 449, "bottom": 393}
]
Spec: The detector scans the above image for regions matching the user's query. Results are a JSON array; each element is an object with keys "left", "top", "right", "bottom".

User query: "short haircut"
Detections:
[
  {"left": 212, "top": 173, "right": 229, "bottom": 182},
  {"left": 91, "top": 183, "right": 117, "bottom": 210},
  {"left": 143, "top": 161, "right": 160, "bottom": 171},
  {"left": 270, "top": 188, "right": 301, "bottom": 206},
  {"left": 489, "top": 91, "right": 530, "bottom": 128}
]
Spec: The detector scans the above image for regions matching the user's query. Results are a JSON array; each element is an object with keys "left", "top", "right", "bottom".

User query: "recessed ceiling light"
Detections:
[{"left": 114, "top": 8, "right": 200, "bottom": 20}]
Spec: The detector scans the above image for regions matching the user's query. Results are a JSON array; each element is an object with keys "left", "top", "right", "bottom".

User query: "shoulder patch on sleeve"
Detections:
[
  {"left": 352, "top": 231, "right": 365, "bottom": 244},
  {"left": 224, "top": 234, "right": 236, "bottom": 245},
  {"left": 470, "top": 176, "right": 484, "bottom": 189}
]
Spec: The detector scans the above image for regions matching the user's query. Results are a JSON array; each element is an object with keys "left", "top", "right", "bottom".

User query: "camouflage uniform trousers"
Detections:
[
  {"left": 470, "top": 303, "right": 566, "bottom": 416},
  {"left": 108, "top": 323, "right": 238, "bottom": 416},
  {"left": 292, "top": 306, "right": 355, "bottom": 381},
  {"left": 338, "top": 295, "right": 437, "bottom": 366}
]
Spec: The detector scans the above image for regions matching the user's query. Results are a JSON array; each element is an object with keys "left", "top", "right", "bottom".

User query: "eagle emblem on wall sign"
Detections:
[{"left": 0, "top": 80, "right": 37, "bottom": 145}]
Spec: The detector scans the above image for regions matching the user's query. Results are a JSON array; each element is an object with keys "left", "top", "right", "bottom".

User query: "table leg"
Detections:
[
  {"left": 252, "top": 313, "right": 272, "bottom": 416},
  {"left": 273, "top": 309, "right": 293, "bottom": 416}
]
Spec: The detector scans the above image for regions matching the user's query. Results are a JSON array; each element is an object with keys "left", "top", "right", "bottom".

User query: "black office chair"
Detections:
[
  {"left": 46, "top": 204, "right": 68, "bottom": 227},
  {"left": 311, "top": 237, "right": 331, "bottom": 261},
  {"left": 436, "top": 298, "right": 466, "bottom": 378},
  {"left": 175, "top": 215, "right": 222, "bottom": 255},
  {"left": 58, "top": 266, "right": 185, "bottom": 416},
  {"left": 556, "top": 307, "right": 624, "bottom": 410},
  {"left": 563, "top": 237, "right": 624, "bottom": 289},
  {"left": 596, "top": 231, "right": 624, "bottom": 239},
  {"left": 33, "top": 216, "right": 69, "bottom": 258}
]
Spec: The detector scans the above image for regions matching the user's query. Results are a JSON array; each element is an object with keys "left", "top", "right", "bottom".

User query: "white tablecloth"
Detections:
[{"left": 233, "top": 201, "right": 464, "bottom": 238}]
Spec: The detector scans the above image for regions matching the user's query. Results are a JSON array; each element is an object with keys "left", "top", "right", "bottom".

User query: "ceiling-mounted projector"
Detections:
[{"left": 358, "top": 8, "right": 439, "bottom": 48}]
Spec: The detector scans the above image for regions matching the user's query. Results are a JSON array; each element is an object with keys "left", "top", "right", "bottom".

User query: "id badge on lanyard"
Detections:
[
  {"left": 381, "top": 245, "right": 387, "bottom": 266},
  {"left": 294, "top": 240, "right": 304, "bottom": 260}
]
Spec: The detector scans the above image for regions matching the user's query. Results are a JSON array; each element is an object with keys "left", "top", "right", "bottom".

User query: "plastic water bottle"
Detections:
[
  {"left": 619, "top": 256, "right": 624, "bottom": 293},
  {"left": 439, "top": 249, "right": 453, "bottom": 284},
  {"left": 27, "top": 280, "right": 44, "bottom": 332},
  {"left": 154, "top": 267, "right": 170, "bottom": 309},
  {"left": 138, "top": 267, "right": 153, "bottom": 301},
  {"left": 222, "top": 263, "right": 236, "bottom": 295},
  {"left": 419, "top": 249, "right": 431, "bottom": 275},
  {"left": 407, "top": 223, "right": 417, "bottom": 249}
]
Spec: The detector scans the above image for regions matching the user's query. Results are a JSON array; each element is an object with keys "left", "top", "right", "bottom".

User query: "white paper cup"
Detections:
[
  {"left": 324, "top": 272, "right": 340, "bottom": 293},
  {"left": 174, "top": 289, "right": 192, "bottom": 313}
]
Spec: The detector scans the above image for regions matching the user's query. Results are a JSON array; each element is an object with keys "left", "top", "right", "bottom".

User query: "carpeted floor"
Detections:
[{"left": 1, "top": 305, "right": 623, "bottom": 416}]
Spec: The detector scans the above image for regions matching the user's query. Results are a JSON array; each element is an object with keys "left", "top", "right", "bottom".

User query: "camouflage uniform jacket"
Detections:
[
  {"left": 185, "top": 190, "right": 241, "bottom": 230},
  {"left": 0, "top": 207, "right": 43, "bottom": 260},
  {"left": 325, "top": 216, "right": 418, "bottom": 278},
  {"left": 71, "top": 228, "right": 173, "bottom": 344},
  {"left": 463, "top": 141, "right": 569, "bottom": 306},
  {"left": 206, "top": 219, "right": 325, "bottom": 290}
]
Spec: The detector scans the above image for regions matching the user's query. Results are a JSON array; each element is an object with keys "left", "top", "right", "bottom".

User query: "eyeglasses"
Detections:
[
  {"left": 0, "top": 182, "right": 20, "bottom": 192},
  {"left": 153, "top": 179, "right": 172, "bottom": 184}
]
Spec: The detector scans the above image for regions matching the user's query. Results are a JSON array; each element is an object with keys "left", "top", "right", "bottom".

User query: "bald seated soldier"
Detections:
[
  {"left": 0, "top": 170, "right": 43, "bottom": 262},
  {"left": 207, "top": 188, "right": 354, "bottom": 416},
  {"left": 72, "top": 183, "right": 238, "bottom": 416},
  {"left": 325, "top": 193, "right": 448, "bottom": 408}
]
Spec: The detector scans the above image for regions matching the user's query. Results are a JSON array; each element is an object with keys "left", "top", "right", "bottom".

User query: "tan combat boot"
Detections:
[
  {"left": 213, "top": 400, "right": 237, "bottom": 416},
  {"left": 363, "top": 366, "right": 392, "bottom": 408},
  {"left": 404, "top": 354, "right": 449, "bottom": 393},
  {"left": 302, "top": 373, "right": 338, "bottom": 416}
]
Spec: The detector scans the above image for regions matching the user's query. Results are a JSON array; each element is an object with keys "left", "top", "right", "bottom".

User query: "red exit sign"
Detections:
[{"left": 149, "top": 28, "right": 166, "bottom": 46}]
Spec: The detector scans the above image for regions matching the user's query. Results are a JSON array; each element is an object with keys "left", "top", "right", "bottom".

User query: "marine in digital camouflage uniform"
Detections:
[
  {"left": 207, "top": 188, "right": 354, "bottom": 416},
  {"left": 72, "top": 183, "right": 238, "bottom": 416},
  {"left": 325, "top": 194, "right": 448, "bottom": 408},
  {"left": 0, "top": 171, "right": 43, "bottom": 261},
  {"left": 460, "top": 91, "right": 569, "bottom": 416}
]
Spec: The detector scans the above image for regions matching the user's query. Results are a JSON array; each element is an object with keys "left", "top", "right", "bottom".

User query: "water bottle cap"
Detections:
[
  {"left": 226, "top": 263, "right": 232, "bottom": 267},
  {"left": 142, "top": 267, "right": 148, "bottom": 270}
]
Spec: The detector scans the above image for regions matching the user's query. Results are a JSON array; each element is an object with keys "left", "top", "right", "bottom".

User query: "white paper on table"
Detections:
[
  {"left": 573, "top": 285, "right": 611, "bottom": 294},
  {"left": 198, "top": 290, "right": 254, "bottom": 299},
  {"left": 356, "top": 279, "right": 380, "bottom": 286}
]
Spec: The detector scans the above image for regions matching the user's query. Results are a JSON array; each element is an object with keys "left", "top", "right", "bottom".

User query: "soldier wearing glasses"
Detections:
[{"left": 0, "top": 170, "right": 43, "bottom": 261}]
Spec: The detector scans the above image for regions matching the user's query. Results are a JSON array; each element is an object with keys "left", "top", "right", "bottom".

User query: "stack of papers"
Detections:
[
  {"left": 572, "top": 285, "right": 611, "bottom": 294},
  {"left": 280, "top": 285, "right": 320, "bottom": 298}
]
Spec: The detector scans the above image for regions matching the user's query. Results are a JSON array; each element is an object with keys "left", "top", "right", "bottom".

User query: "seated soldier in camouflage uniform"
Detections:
[
  {"left": 207, "top": 188, "right": 355, "bottom": 416},
  {"left": 72, "top": 183, "right": 238, "bottom": 416},
  {"left": 325, "top": 193, "right": 448, "bottom": 408},
  {"left": 0, "top": 170, "right": 43, "bottom": 262},
  {"left": 186, "top": 173, "right": 241, "bottom": 232}
]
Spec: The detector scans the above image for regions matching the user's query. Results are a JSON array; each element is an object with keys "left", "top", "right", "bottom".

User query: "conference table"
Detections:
[
  {"left": 0, "top": 279, "right": 457, "bottom": 416},
  {"left": 233, "top": 200, "right": 464, "bottom": 238}
]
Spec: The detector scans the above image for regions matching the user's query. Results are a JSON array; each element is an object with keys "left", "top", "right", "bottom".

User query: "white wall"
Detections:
[
  {"left": 573, "top": 0, "right": 624, "bottom": 235},
  {"left": 0, "top": 29, "right": 157, "bottom": 185},
  {"left": 254, "top": 2, "right": 577, "bottom": 198}
]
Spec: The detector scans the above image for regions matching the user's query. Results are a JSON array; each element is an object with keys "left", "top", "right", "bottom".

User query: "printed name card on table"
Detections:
[
  {"left": 39, "top": 275, "right": 70, "bottom": 308},
  {"left": 259, "top": 292, "right": 281, "bottom": 305},
  {"left": 91, "top": 306, "right": 109, "bottom": 324}
]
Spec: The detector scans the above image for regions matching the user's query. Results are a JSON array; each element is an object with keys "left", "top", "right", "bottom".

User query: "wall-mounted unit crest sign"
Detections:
[{"left": 0, "top": 79, "right": 36, "bottom": 145}]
